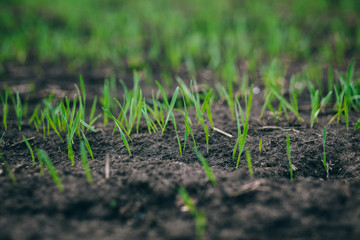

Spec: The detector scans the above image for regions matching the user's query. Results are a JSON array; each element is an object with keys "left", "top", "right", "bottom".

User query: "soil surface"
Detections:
[{"left": 1, "top": 66, "right": 360, "bottom": 240}]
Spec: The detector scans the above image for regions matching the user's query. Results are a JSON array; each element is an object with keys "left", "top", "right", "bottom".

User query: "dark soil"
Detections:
[{"left": 1, "top": 66, "right": 360, "bottom": 240}]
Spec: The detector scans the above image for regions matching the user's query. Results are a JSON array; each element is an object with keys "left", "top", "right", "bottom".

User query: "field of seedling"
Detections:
[{"left": 1, "top": 0, "right": 360, "bottom": 239}]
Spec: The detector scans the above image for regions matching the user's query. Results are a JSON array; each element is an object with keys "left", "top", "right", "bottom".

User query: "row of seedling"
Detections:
[{"left": 259, "top": 60, "right": 360, "bottom": 131}]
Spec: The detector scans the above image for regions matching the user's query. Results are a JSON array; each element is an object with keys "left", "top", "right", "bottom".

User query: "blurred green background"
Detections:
[{"left": 1, "top": 0, "right": 359, "bottom": 75}]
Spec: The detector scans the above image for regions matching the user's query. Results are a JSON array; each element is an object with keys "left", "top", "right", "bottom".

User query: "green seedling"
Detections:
[
  {"left": 1, "top": 87, "right": 9, "bottom": 130},
  {"left": 100, "top": 78, "right": 114, "bottom": 126},
  {"left": 259, "top": 139, "right": 263, "bottom": 152},
  {"left": 112, "top": 74, "right": 143, "bottom": 135},
  {"left": 322, "top": 127, "right": 328, "bottom": 175},
  {"left": 80, "top": 130, "right": 94, "bottom": 160},
  {"left": 185, "top": 120, "right": 197, "bottom": 151},
  {"left": 141, "top": 99, "right": 158, "bottom": 134},
  {"left": 89, "top": 96, "right": 102, "bottom": 126},
  {"left": 204, "top": 125, "right": 209, "bottom": 154},
  {"left": 195, "top": 149, "right": 217, "bottom": 187},
  {"left": 28, "top": 104, "right": 41, "bottom": 131},
  {"left": 245, "top": 148, "right": 253, "bottom": 177},
  {"left": 43, "top": 110, "right": 64, "bottom": 142},
  {"left": 330, "top": 60, "right": 358, "bottom": 130},
  {"left": 67, "top": 135, "right": 74, "bottom": 166},
  {"left": 13, "top": 92, "right": 23, "bottom": 130},
  {"left": 307, "top": 81, "right": 332, "bottom": 127},
  {"left": 102, "top": 107, "right": 132, "bottom": 156},
  {"left": 0, "top": 151, "right": 17, "bottom": 186},
  {"left": 178, "top": 187, "right": 206, "bottom": 240},
  {"left": 22, "top": 136, "right": 35, "bottom": 166},
  {"left": 356, "top": 119, "right": 360, "bottom": 131},
  {"left": 179, "top": 78, "right": 214, "bottom": 152},
  {"left": 80, "top": 141, "right": 93, "bottom": 184},
  {"left": 161, "top": 87, "right": 180, "bottom": 135},
  {"left": 286, "top": 133, "right": 293, "bottom": 181},
  {"left": 36, "top": 149, "right": 64, "bottom": 192},
  {"left": 233, "top": 85, "right": 253, "bottom": 169},
  {"left": 270, "top": 83, "right": 303, "bottom": 122}
]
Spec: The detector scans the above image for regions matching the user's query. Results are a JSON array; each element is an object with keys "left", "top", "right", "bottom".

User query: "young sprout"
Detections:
[
  {"left": 286, "top": 133, "right": 293, "bottom": 181},
  {"left": 0, "top": 151, "right": 17, "bottom": 186},
  {"left": 102, "top": 108, "right": 132, "bottom": 156},
  {"left": 322, "top": 127, "right": 328, "bottom": 178},
  {"left": 259, "top": 139, "right": 263, "bottom": 152},
  {"left": 80, "top": 141, "right": 93, "bottom": 184},
  {"left": 234, "top": 85, "right": 253, "bottom": 169},
  {"left": 22, "top": 136, "right": 35, "bottom": 166},
  {"left": 67, "top": 135, "right": 74, "bottom": 166},
  {"left": 1, "top": 87, "right": 9, "bottom": 130},
  {"left": 270, "top": 83, "right": 303, "bottom": 122},
  {"left": 195, "top": 149, "right": 217, "bottom": 187},
  {"left": 13, "top": 92, "right": 23, "bottom": 130},
  {"left": 36, "top": 149, "right": 64, "bottom": 192},
  {"left": 356, "top": 119, "right": 360, "bottom": 131},
  {"left": 43, "top": 110, "right": 64, "bottom": 142},
  {"left": 161, "top": 87, "right": 180, "bottom": 135},
  {"left": 204, "top": 125, "right": 209, "bottom": 154},
  {"left": 28, "top": 104, "right": 41, "bottom": 131},
  {"left": 307, "top": 81, "right": 332, "bottom": 128},
  {"left": 245, "top": 148, "right": 253, "bottom": 177},
  {"left": 178, "top": 187, "right": 206, "bottom": 240},
  {"left": 89, "top": 96, "right": 102, "bottom": 126}
]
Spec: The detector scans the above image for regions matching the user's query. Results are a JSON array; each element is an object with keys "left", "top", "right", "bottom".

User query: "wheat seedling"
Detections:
[
  {"left": 22, "top": 136, "right": 35, "bottom": 166},
  {"left": 80, "top": 141, "right": 93, "bottom": 184},
  {"left": 178, "top": 187, "right": 206, "bottom": 240},
  {"left": 286, "top": 133, "right": 293, "bottom": 181},
  {"left": 195, "top": 149, "right": 217, "bottom": 187},
  {"left": 36, "top": 149, "right": 64, "bottom": 192}
]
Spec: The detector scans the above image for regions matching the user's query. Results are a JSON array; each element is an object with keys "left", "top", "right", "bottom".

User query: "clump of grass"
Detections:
[
  {"left": 80, "top": 141, "right": 93, "bottom": 184},
  {"left": 286, "top": 133, "right": 293, "bottom": 181},
  {"left": 22, "top": 136, "right": 35, "bottom": 166},
  {"left": 245, "top": 148, "right": 253, "bottom": 177},
  {"left": 0, "top": 151, "right": 17, "bottom": 186},
  {"left": 329, "top": 60, "right": 358, "bottom": 132},
  {"left": 178, "top": 187, "right": 206, "bottom": 240},
  {"left": 194, "top": 149, "right": 217, "bottom": 187},
  {"left": 36, "top": 149, "right": 64, "bottom": 192},
  {"left": 270, "top": 83, "right": 303, "bottom": 122},
  {"left": 177, "top": 78, "right": 214, "bottom": 154}
]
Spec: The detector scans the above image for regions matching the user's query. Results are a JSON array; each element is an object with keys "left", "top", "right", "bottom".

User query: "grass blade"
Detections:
[
  {"left": 102, "top": 107, "right": 132, "bottom": 156},
  {"left": 162, "top": 87, "right": 180, "bottom": 135},
  {"left": 81, "top": 130, "right": 94, "bottom": 160},
  {"left": 36, "top": 149, "right": 64, "bottom": 192},
  {"left": 80, "top": 141, "right": 93, "bottom": 184},
  {"left": 22, "top": 136, "right": 35, "bottom": 166},
  {"left": 195, "top": 149, "right": 217, "bottom": 187},
  {"left": 286, "top": 133, "right": 293, "bottom": 181},
  {"left": 178, "top": 187, "right": 206, "bottom": 240}
]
